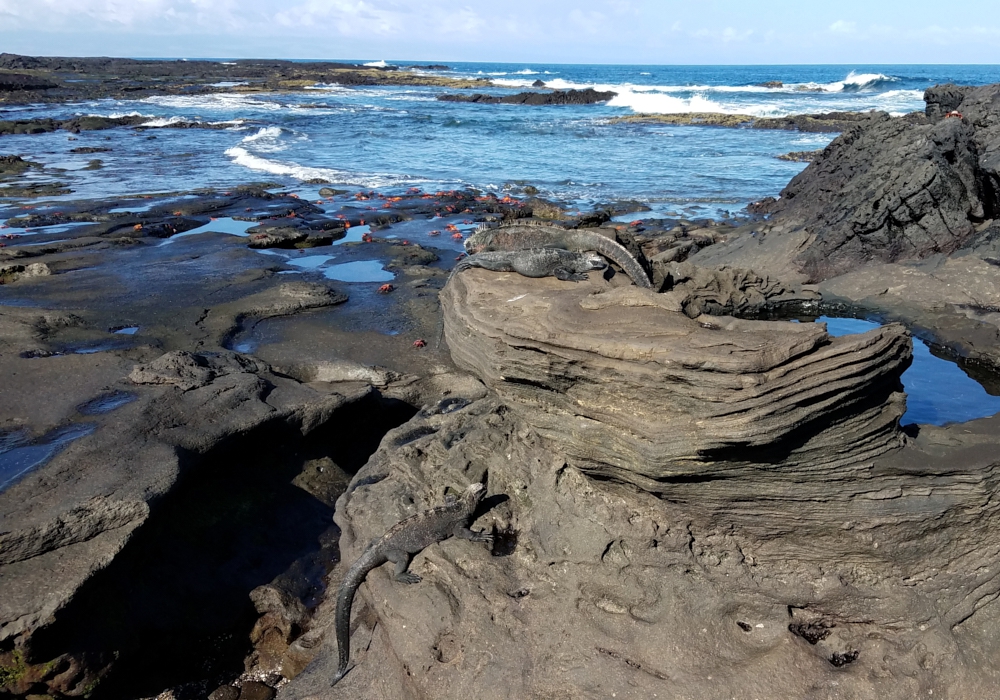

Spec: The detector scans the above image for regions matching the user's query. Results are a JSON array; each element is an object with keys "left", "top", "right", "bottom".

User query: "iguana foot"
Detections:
[
  {"left": 396, "top": 572, "right": 422, "bottom": 584},
  {"left": 472, "top": 532, "right": 495, "bottom": 545},
  {"left": 554, "top": 269, "right": 588, "bottom": 281}
]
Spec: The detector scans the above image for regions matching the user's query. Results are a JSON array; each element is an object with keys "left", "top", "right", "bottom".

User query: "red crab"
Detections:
[
  {"left": 451, "top": 232, "right": 463, "bottom": 240},
  {"left": 412, "top": 339, "right": 427, "bottom": 348},
  {"left": 377, "top": 283, "right": 394, "bottom": 293},
  {"left": 361, "top": 233, "right": 373, "bottom": 243}
]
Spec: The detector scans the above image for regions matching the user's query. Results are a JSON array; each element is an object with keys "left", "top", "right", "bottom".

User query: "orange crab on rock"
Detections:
[
  {"left": 412, "top": 339, "right": 427, "bottom": 348},
  {"left": 377, "top": 283, "right": 394, "bottom": 293}
]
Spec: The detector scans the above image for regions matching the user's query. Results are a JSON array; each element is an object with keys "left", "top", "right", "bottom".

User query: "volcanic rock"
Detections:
[
  {"left": 696, "top": 85, "right": 1000, "bottom": 283},
  {"left": 0, "top": 73, "right": 57, "bottom": 91},
  {"left": 287, "top": 373, "right": 1000, "bottom": 700},
  {"left": 440, "top": 271, "right": 909, "bottom": 489},
  {"left": 246, "top": 226, "right": 309, "bottom": 249},
  {"left": 437, "top": 88, "right": 617, "bottom": 106}
]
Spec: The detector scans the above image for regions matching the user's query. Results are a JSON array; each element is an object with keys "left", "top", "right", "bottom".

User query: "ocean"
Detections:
[{"left": 3, "top": 63, "right": 1000, "bottom": 219}]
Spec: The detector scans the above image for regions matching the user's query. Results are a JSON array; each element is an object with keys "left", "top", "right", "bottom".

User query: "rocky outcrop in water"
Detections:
[
  {"left": 707, "top": 85, "right": 1000, "bottom": 282},
  {"left": 609, "top": 110, "right": 891, "bottom": 132},
  {"left": 689, "top": 82, "right": 1000, "bottom": 371},
  {"left": 437, "top": 88, "right": 617, "bottom": 105}
]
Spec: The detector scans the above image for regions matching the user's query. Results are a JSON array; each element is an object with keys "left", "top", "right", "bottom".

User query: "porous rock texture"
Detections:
[
  {"left": 285, "top": 390, "right": 1000, "bottom": 699},
  {"left": 271, "top": 271, "right": 1000, "bottom": 700}
]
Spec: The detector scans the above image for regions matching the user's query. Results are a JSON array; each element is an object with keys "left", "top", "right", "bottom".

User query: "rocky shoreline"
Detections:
[
  {"left": 3, "top": 74, "right": 1000, "bottom": 700},
  {"left": 0, "top": 54, "right": 490, "bottom": 105}
]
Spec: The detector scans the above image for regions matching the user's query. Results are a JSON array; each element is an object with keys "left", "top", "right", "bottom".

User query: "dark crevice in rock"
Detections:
[{"left": 21, "top": 392, "right": 415, "bottom": 699}]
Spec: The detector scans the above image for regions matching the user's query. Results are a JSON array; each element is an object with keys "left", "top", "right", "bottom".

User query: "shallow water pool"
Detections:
[
  {"left": 0, "top": 423, "right": 97, "bottom": 492},
  {"left": 819, "top": 316, "right": 1000, "bottom": 426},
  {"left": 322, "top": 260, "right": 395, "bottom": 283}
]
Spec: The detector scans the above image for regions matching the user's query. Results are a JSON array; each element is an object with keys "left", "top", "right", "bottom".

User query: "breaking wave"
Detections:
[
  {"left": 223, "top": 147, "right": 425, "bottom": 188},
  {"left": 141, "top": 94, "right": 284, "bottom": 112},
  {"left": 139, "top": 116, "right": 244, "bottom": 128},
  {"left": 792, "top": 71, "right": 901, "bottom": 92}
]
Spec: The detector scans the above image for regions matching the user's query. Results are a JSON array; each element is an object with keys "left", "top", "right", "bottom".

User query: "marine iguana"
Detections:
[
  {"left": 453, "top": 247, "right": 607, "bottom": 282},
  {"left": 464, "top": 221, "right": 652, "bottom": 288},
  {"left": 330, "top": 482, "right": 493, "bottom": 687}
]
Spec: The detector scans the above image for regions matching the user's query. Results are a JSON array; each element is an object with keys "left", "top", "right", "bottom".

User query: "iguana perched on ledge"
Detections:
[
  {"left": 330, "top": 482, "right": 493, "bottom": 687},
  {"left": 464, "top": 221, "right": 652, "bottom": 288},
  {"left": 453, "top": 247, "right": 607, "bottom": 282}
]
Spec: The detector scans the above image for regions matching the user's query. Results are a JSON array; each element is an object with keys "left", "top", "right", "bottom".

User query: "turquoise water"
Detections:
[{"left": 821, "top": 317, "right": 1000, "bottom": 426}]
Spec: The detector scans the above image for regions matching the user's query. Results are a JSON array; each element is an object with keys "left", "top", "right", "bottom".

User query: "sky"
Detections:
[{"left": 1, "top": 0, "right": 1000, "bottom": 64}]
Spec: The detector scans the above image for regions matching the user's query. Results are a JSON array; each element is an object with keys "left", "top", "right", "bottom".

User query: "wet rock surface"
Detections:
[{"left": 0, "top": 182, "right": 514, "bottom": 697}]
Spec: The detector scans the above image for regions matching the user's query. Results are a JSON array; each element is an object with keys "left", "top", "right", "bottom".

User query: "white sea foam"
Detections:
[
  {"left": 607, "top": 90, "right": 752, "bottom": 115},
  {"left": 515, "top": 69, "right": 539, "bottom": 75},
  {"left": 238, "top": 125, "right": 304, "bottom": 153},
  {"left": 224, "top": 147, "right": 426, "bottom": 188},
  {"left": 142, "top": 94, "right": 283, "bottom": 112},
  {"left": 364, "top": 60, "right": 391, "bottom": 68},
  {"left": 101, "top": 111, "right": 153, "bottom": 119},
  {"left": 139, "top": 115, "right": 245, "bottom": 128},
  {"left": 791, "top": 71, "right": 899, "bottom": 93}
]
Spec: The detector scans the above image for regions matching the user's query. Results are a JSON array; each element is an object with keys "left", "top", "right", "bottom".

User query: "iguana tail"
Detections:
[
  {"left": 331, "top": 549, "right": 385, "bottom": 686},
  {"left": 572, "top": 232, "right": 652, "bottom": 289}
]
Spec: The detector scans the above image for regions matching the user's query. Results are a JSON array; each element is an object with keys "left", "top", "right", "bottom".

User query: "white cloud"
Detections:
[
  {"left": 0, "top": 0, "right": 486, "bottom": 39},
  {"left": 829, "top": 20, "right": 857, "bottom": 33}
]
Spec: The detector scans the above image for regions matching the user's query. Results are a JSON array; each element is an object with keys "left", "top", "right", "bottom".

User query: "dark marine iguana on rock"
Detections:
[
  {"left": 453, "top": 247, "right": 607, "bottom": 282},
  {"left": 464, "top": 220, "right": 652, "bottom": 288},
  {"left": 330, "top": 482, "right": 493, "bottom": 687}
]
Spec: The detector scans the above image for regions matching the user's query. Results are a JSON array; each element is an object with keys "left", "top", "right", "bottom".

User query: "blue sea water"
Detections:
[{"left": 3, "top": 63, "right": 1000, "bottom": 218}]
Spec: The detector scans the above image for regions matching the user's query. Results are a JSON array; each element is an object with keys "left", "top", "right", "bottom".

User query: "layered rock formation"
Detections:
[
  {"left": 290, "top": 377, "right": 1000, "bottom": 700},
  {"left": 274, "top": 267, "right": 1000, "bottom": 699},
  {"left": 440, "top": 271, "right": 909, "bottom": 490}
]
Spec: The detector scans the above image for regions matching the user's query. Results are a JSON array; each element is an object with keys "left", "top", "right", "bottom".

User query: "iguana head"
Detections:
[
  {"left": 584, "top": 253, "right": 607, "bottom": 271},
  {"left": 464, "top": 228, "right": 489, "bottom": 255}
]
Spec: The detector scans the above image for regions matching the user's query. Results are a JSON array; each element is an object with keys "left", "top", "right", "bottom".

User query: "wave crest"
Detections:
[{"left": 224, "top": 147, "right": 425, "bottom": 189}]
